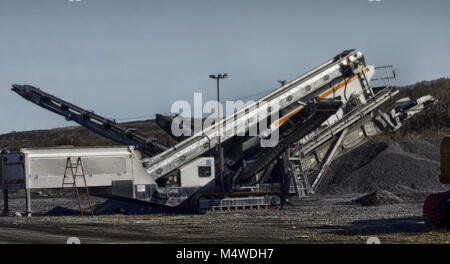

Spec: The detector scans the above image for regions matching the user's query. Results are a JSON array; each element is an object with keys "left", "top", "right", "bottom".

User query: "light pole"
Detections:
[
  {"left": 209, "top": 73, "right": 228, "bottom": 188},
  {"left": 277, "top": 80, "right": 287, "bottom": 86}
]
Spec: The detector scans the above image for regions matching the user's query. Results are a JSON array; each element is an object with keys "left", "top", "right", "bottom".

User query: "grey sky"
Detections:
[{"left": 0, "top": 0, "right": 449, "bottom": 133}]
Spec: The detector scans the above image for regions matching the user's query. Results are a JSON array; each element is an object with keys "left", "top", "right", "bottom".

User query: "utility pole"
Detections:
[{"left": 209, "top": 73, "right": 228, "bottom": 189}]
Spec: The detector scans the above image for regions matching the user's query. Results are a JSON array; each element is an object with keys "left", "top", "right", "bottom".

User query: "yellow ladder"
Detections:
[{"left": 65, "top": 157, "right": 94, "bottom": 216}]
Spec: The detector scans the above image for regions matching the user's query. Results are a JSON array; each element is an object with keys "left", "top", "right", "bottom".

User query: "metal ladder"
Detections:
[
  {"left": 65, "top": 157, "right": 94, "bottom": 216},
  {"left": 289, "top": 162, "right": 311, "bottom": 197},
  {"left": 286, "top": 145, "right": 311, "bottom": 197}
]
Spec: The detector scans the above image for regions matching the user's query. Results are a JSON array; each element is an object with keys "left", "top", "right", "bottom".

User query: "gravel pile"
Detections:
[
  {"left": 317, "top": 138, "right": 447, "bottom": 195},
  {"left": 351, "top": 190, "right": 403, "bottom": 206}
]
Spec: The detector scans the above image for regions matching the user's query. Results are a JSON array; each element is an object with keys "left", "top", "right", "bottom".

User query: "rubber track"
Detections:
[{"left": 191, "top": 191, "right": 284, "bottom": 213}]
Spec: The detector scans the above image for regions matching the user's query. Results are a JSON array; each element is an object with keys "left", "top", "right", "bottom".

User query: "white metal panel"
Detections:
[
  {"left": 180, "top": 157, "right": 215, "bottom": 188},
  {"left": 23, "top": 147, "right": 136, "bottom": 189},
  {"left": 22, "top": 147, "right": 132, "bottom": 158}
]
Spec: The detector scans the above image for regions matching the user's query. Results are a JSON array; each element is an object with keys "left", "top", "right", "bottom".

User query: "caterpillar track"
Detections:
[{"left": 191, "top": 191, "right": 285, "bottom": 214}]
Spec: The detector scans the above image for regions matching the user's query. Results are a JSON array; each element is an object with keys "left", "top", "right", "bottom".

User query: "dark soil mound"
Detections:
[{"left": 351, "top": 190, "right": 403, "bottom": 206}]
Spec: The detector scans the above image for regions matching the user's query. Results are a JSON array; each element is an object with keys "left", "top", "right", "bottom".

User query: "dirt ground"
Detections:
[{"left": 0, "top": 191, "right": 449, "bottom": 244}]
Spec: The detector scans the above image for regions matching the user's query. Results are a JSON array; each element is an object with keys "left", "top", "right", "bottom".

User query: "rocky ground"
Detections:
[{"left": 0, "top": 190, "right": 448, "bottom": 244}]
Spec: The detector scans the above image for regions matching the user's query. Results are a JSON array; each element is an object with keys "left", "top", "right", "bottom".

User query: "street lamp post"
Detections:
[{"left": 209, "top": 73, "right": 228, "bottom": 189}]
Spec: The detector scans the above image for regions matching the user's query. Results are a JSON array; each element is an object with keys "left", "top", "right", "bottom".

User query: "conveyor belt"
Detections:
[
  {"left": 12, "top": 85, "right": 167, "bottom": 157},
  {"left": 238, "top": 98, "right": 342, "bottom": 182}
]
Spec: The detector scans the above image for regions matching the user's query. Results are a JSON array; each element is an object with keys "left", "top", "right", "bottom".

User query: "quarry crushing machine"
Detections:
[{"left": 5, "top": 49, "right": 436, "bottom": 213}]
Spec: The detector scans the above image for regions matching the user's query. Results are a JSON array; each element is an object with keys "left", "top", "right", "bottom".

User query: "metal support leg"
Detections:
[
  {"left": 3, "top": 188, "right": 9, "bottom": 216},
  {"left": 282, "top": 150, "right": 293, "bottom": 194},
  {"left": 283, "top": 148, "right": 290, "bottom": 174},
  {"left": 217, "top": 148, "right": 225, "bottom": 192},
  {"left": 25, "top": 188, "right": 31, "bottom": 217},
  {"left": 311, "top": 128, "right": 348, "bottom": 192}
]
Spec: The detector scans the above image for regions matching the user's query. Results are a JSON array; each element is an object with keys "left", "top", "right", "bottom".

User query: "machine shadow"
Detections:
[
  {"left": 40, "top": 198, "right": 195, "bottom": 217},
  {"left": 312, "top": 217, "right": 430, "bottom": 235}
]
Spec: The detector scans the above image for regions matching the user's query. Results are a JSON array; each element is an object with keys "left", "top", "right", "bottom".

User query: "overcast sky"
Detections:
[{"left": 0, "top": 0, "right": 449, "bottom": 133}]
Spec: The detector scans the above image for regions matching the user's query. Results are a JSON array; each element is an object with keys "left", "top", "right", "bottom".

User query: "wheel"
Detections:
[
  {"left": 270, "top": 195, "right": 282, "bottom": 206},
  {"left": 423, "top": 191, "right": 450, "bottom": 229}
]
